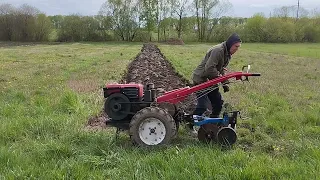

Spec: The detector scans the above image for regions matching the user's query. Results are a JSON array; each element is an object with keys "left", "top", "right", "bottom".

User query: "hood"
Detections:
[{"left": 226, "top": 33, "right": 241, "bottom": 53}]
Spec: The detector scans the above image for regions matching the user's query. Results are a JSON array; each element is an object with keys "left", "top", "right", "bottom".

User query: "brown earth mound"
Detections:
[
  {"left": 87, "top": 43, "right": 197, "bottom": 129},
  {"left": 165, "top": 38, "right": 185, "bottom": 45},
  {"left": 0, "top": 41, "right": 61, "bottom": 47}
]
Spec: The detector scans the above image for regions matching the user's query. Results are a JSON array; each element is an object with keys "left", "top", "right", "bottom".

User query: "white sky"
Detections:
[{"left": 0, "top": 0, "right": 319, "bottom": 17}]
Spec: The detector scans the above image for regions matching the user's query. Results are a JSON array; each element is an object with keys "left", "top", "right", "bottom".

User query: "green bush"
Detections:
[
  {"left": 243, "top": 14, "right": 267, "bottom": 42},
  {"left": 133, "top": 30, "right": 151, "bottom": 42},
  {"left": 210, "top": 24, "right": 237, "bottom": 42},
  {"left": 264, "top": 18, "right": 296, "bottom": 43}
]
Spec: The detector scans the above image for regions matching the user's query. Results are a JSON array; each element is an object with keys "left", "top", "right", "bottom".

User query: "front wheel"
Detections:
[{"left": 129, "top": 107, "right": 177, "bottom": 147}]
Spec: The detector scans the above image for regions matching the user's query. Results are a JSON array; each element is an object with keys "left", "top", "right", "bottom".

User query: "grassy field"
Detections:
[
  {"left": 242, "top": 43, "right": 320, "bottom": 59},
  {"left": 1, "top": 42, "right": 320, "bottom": 179}
]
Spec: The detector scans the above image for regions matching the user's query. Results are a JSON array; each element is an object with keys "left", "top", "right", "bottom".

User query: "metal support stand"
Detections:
[{"left": 115, "top": 128, "right": 121, "bottom": 140}]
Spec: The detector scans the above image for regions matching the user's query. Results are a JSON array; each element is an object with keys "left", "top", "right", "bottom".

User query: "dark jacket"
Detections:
[{"left": 192, "top": 41, "right": 231, "bottom": 85}]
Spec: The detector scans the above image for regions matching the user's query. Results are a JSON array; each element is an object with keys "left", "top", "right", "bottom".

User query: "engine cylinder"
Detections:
[{"left": 144, "top": 83, "right": 156, "bottom": 102}]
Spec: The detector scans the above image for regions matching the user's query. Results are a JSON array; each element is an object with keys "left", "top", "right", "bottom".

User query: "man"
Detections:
[{"left": 192, "top": 33, "right": 242, "bottom": 118}]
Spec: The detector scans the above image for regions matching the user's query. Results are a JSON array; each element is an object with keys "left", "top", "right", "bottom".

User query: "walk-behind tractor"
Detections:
[{"left": 103, "top": 65, "right": 260, "bottom": 147}]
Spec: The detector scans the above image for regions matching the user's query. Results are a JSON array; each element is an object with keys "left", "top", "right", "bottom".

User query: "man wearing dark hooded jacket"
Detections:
[{"left": 192, "top": 33, "right": 242, "bottom": 118}]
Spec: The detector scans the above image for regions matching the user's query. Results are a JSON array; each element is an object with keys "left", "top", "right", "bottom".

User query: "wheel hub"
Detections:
[
  {"left": 139, "top": 118, "right": 166, "bottom": 145},
  {"left": 150, "top": 128, "right": 156, "bottom": 134},
  {"left": 112, "top": 103, "right": 121, "bottom": 111}
]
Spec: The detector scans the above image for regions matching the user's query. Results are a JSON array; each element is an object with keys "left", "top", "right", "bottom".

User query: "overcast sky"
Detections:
[{"left": 1, "top": 0, "right": 319, "bottom": 17}]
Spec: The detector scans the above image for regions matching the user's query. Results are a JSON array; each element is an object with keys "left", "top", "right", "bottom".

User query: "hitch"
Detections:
[{"left": 192, "top": 110, "right": 240, "bottom": 128}]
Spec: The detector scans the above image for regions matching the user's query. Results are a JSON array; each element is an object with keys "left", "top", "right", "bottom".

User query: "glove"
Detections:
[{"left": 223, "top": 85, "right": 229, "bottom": 93}]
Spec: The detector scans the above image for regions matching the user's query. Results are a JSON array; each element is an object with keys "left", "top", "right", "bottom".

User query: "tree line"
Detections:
[{"left": 0, "top": 1, "right": 320, "bottom": 43}]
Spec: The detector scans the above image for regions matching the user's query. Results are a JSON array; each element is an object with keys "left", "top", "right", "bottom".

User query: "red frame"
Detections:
[{"left": 156, "top": 72, "right": 259, "bottom": 104}]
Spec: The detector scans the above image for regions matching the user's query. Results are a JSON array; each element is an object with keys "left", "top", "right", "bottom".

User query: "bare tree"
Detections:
[
  {"left": 310, "top": 7, "right": 320, "bottom": 17},
  {"left": 140, "top": 0, "right": 158, "bottom": 41},
  {"left": 273, "top": 5, "right": 309, "bottom": 19},
  {"left": 0, "top": 4, "right": 16, "bottom": 40},
  {"left": 99, "top": 0, "right": 141, "bottom": 41},
  {"left": 156, "top": 0, "right": 170, "bottom": 41},
  {"left": 193, "top": 0, "right": 232, "bottom": 41},
  {"left": 16, "top": 4, "right": 41, "bottom": 41},
  {"left": 298, "top": 7, "right": 309, "bottom": 18},
  {"left": 169, "top": 0, "right": 191, "bottom": 39},
  {"left": 273, "top": 6, "right": 294, "bottom": 18},
  {"left": 206, "top": 0, "right": 232, "bottom": 41}
]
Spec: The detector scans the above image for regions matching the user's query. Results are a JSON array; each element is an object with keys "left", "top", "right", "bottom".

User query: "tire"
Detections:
[{"left": 129, "top": 107, "right": 177, "bottom": 147}]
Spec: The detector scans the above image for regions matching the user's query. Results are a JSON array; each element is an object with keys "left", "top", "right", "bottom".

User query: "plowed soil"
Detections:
[{"left": 87, "top": 43, "right": 197, "bottom": 129}]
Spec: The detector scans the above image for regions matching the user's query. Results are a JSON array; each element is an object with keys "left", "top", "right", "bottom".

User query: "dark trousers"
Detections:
[{"left": 192, "top": 87, "right": 224, "bottom": 118}]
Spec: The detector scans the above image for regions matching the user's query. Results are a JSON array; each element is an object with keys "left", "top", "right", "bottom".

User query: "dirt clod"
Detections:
[{"left": 87, "top": 43, "right": 196, "bottom": 129}]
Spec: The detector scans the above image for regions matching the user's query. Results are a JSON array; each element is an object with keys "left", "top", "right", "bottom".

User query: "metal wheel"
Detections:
[
  {"left": 217, "top": 127, "right": 237, "bottom": 147},
  {"left": 129, "top": 107, "right": 177, "bottom": 147},
  {"left": 197, "top": 124, "right": 219, "bottom": 143},
  {"left": 138, "top": 118, "right": 166, "bottom": 145}
]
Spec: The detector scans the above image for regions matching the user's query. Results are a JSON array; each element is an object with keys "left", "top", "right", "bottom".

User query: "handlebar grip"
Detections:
[{"left": 251, "top": 73, "right": 261, "bottom": 76}]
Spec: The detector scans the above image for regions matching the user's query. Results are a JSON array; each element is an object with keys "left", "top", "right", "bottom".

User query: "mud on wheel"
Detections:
[{"left": 129, "top": 107, "right": 177, "bottom": 147}]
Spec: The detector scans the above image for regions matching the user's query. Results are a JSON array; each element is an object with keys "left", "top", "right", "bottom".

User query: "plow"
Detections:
[{"left": 103, "top": 65, "right": 260, "bottom": 147}]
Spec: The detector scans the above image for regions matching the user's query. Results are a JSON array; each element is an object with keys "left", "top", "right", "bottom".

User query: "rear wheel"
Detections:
[{"left": 129, "top": 107, "right": 177, "bottom": 147}]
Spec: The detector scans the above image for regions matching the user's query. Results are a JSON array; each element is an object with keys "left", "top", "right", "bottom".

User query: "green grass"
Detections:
[
  {"left": 241, "top": 43, "right": 320, "bottom": 59},
  {"left": 158, "top": 42, "right": 320, "bottom": 178},
  {"left": 1, "top": 42, "right": 320, "bottom": 179},
  {"left": 181, "top": 42, "right": 320, "bottom": 59}
]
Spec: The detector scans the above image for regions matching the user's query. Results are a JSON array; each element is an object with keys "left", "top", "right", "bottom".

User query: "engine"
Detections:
[{"left": 103, "top": 83, "right": 157, "bottom": 122}]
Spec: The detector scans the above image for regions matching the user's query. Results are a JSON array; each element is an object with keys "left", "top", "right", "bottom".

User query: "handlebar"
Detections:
[
  {"left": 242, "top": 65, "right": 251, "bottom": 73},
  {"left": 240, "top": 65, "right": 260, "bottom": 81},
  {"left": 156, "top": 64, "right": 261, "bottom": 104},
  {"left": 250, "top": 73, "right": 261, "bottom": 76}
]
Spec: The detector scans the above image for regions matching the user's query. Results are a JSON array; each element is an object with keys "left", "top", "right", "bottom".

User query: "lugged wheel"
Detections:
[{"left": 129, "top": 107, "right": 177, "bottom": 147}]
